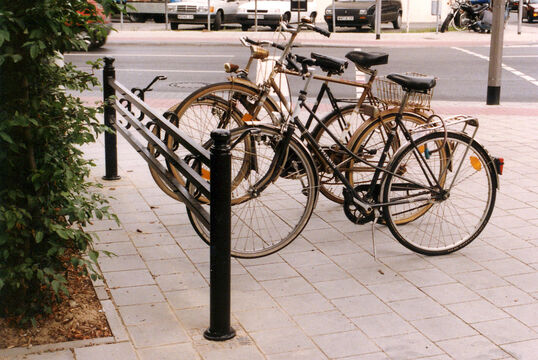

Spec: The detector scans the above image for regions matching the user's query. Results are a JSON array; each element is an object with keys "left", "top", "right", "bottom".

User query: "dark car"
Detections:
[
  {"left": 509, "top": 0, "right": 521, "bottom": 11},
  {"left": 324, "top": 0, "right": 402, "bottom": 32},
  {"left": 523, "top": 0, "right": 538, "bottom": 22}
]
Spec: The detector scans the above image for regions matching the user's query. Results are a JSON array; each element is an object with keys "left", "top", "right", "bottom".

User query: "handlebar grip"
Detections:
[
  {"left": 244, "top": 37, "right": 260, "bottom": 45},
  {"left": 312, "top": 25, "right": 331, "bottom": 38}
]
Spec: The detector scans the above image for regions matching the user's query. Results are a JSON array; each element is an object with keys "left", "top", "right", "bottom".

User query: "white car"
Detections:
[
  {"left": 167, "top": 0, "right": 246, "bottom": 30},
  {"left": 236, "top": 0, "right": 318, "bottom": 31}
]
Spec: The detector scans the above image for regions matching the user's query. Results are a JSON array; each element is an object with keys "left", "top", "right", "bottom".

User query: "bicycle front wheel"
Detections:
[
  {"left": 381, "top": 132, "right": 497, "bottom": 255},
  {"left": 149, "top": 81, "right": 279, "bottom": 200},
  {"left": 187, "top": 125, "right": 319, "bottom": 258}
]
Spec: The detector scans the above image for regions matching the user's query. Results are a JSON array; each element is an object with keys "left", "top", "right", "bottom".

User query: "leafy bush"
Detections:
[{"left": 0, "top": 0, "right": 119, "bottom": 324}]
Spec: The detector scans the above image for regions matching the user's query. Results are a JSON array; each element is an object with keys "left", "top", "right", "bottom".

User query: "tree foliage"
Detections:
[{"left": 0, "top": 0, "right": 119, "bottom": 323}]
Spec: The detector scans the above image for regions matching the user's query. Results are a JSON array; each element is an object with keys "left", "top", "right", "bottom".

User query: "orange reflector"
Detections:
[
  {"left": 470, "top": 156, "right": 482, "bottom": 171},
  {"left": 202, "top": 168, "right": 210, "bottom": 180},
  {"left": 418, "top": 145, "right": 425, "bottom": 153},
  {"left": 242, "top": 113, "right": 254, "bottom": 122}
]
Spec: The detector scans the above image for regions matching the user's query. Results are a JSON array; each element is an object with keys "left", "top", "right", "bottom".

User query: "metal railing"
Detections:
[{"left": 102, "top": 57, "right": 235, "bottom": 341}]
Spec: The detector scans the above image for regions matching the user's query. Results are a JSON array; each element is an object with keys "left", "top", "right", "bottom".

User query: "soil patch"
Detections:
[{"left": 0, "top": 261, "right": 111, "bottom": 350}]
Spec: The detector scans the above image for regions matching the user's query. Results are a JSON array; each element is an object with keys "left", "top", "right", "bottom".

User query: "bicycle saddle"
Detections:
[
  {"left": 345, "top": 51, "right": 388, "bottom": 69},
  {"left": 311, "top": 53, "right": 348, "bottom": 75},
  {"left": 387, "top": 73, "right": 436, "bottom": 92}
]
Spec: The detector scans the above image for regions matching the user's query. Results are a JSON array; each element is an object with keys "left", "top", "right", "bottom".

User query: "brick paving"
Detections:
[{"left": 1, "top": 27, "right": 537, "bottom": 360}]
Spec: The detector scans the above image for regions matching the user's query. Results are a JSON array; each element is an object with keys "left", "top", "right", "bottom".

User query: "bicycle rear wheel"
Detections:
[
  {"left": 187, "top": 125, "right": 319, "bottom": 258},
  {"left": 346, "top": 111, "right": 429, "bottom": 202},
  {"left": 312, "top": 104, "right": 372, "bottom": 204},
  {"left": 381, "top": 132, "right": 497, "bottom": 255}
]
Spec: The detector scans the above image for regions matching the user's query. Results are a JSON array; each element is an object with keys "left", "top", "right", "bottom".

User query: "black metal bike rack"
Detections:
[{"left": 102, "top": 57, "right": 235, "bottom": 341}]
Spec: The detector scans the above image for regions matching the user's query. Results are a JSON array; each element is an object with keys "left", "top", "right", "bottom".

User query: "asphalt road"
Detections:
[{"left": 67, "top": 41, "right": 538, "bottom": 103}]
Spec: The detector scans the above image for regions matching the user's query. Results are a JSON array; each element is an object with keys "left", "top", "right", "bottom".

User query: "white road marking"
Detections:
[
  {"left": 79, "top": 67, "right": 222, "bottom": 73},
  {"left": 65, "top": 53, "right": 233, "bottom": 58},
  {"left": 355, "top": 48, "right": 365, "bottom": 98},
  {"left": 452, "top": 47, "right": 538, "bottom": 88},
  {"left": 503, "top": 55, "right": 538, "bottom": 58}
]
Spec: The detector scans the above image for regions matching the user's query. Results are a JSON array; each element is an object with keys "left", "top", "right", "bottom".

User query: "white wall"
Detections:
[{"left": 315, "top": 0, "right": 451, "bottom": 24}]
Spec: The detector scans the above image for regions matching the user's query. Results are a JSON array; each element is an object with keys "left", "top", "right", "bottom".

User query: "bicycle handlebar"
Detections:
[
  {"left": 241, "top": 36, "right": 286, "bottom": 51},
  {"left": 305, "top": 23, "right": 331, "bottom": 38}
]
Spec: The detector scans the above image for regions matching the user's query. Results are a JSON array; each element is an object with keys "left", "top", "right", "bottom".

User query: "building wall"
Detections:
[{"left": 315, "top": 0, "right": 451, "bottom": 24}]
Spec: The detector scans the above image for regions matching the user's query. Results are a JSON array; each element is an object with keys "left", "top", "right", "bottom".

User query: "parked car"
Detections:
[
  {"left": 80, "top": 0, "right": 112, "bottom": 49},
  {"left": 167, "top": 0, "right": 245, "bottom": 30},
  {"left": 523, "top": 0, "right": 538, "bottom": 22},
  {"left": 324, "top": 0, "right": 402, "bottom": 32},
  {"left": 236, "top": 0, "right": 317, "bottom": 31},
  {"left": 509, "top": 0, "right": 520, "bottom": 11}
]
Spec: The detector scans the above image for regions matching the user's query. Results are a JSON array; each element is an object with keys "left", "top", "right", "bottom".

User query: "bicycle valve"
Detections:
[{"left": 224, "top": 63, "right": 239, "bottom": 73}]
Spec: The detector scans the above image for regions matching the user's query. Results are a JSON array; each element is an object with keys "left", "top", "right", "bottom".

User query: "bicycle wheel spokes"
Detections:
[
  {"left": 382, "top": 132, "right": 496, "bottom": 255},
  {"left": 347, "top": 112, "right": 429, "bottom": 199},
  {"left": 314, "top": 105, "right": 371, "bottom": 204},
  {"left": 188, "top": 125, "right": 319, "bottom": 258}
]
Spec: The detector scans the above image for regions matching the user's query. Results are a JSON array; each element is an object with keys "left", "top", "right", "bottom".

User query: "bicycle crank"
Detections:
[{"left": 342, "top": 186, "right": 377, "bottom": 225}]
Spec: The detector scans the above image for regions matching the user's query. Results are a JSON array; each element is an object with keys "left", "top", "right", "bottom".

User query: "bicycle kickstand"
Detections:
[{"left": 371, "top": 209, "right": 381, "bottom": 261}]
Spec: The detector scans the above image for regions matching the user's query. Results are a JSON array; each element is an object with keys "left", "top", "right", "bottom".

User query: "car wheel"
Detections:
[
  {"left": 393, "top": 12, "right": 402, "bottom": 29},
  {"left": 328, "top": 23, "right": 334, "bottom": 32},
  {"left": 154, "top": 15, "right": 165, "bottom": 23},
  {"left": 130, "top": 14, "right": 147, "bottom": 23},
  {"left": 241, "top": 24, "right": 250, "bottom": 31},
  {"left": 529, "top": 14, "right": 534, "bottom": 23},
  {"left": 212, "top": 11, "right": 223, "bottom": 30},
  {"left": 170, "top": 22, "right": 179, "bottom": 30}
]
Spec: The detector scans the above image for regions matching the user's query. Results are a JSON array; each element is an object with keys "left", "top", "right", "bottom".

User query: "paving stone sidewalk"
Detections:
[{"left": 2, "top": 106, "right": 537, "bottom": 360}]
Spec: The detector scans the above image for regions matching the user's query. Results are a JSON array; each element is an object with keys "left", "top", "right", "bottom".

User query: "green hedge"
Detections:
[{"left": 0, "top": 0, "right": 119, "bottom": 324}]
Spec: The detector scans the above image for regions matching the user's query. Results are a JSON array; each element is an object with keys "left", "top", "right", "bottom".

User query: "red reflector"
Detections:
[{"left": 495, "top": 157, "right": 504, "bottom": 175}]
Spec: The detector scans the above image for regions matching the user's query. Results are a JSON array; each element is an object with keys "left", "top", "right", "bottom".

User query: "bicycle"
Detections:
[
  {"left": 185, "top": 54, "right": 501, "bottom": 257},
  {"left": 150, "top": 20, "right": 432, "bottom": 205},
  {"left": 149, "top": 20, "right": 445, "bottom": 257}
]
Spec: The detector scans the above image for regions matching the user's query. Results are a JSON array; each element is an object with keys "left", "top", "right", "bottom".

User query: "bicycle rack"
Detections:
[{"left": 102, "top": 57, "right": 235, "bottom": 341}]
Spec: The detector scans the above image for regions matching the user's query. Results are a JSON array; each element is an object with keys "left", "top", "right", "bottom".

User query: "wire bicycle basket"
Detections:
[{"left": 373, "top": 72, "right": 434, "bottom": 110}]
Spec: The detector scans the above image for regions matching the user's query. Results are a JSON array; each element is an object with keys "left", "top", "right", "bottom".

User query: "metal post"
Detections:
[
  {"left": 487, "top": 0, "right": 506, "bottom": 105},
  {"left": 333, "top": 0, "right": 336, "bottom": 32},
  {"left": 208, "top": 0, "right": 211, "bottom": 31},
  {"left": 204, "top": 129, "right": 235, "bottom": 342},
  {"left": 518, "top": 0, "right": 523, "bottom": 34},
  {"left": 102, "top": 57, "right": 120, "bottom": 181},
  {"left": 165, "top": 0, "right": 169, "bottom": 30},
  {"left": 375, "top": 0, "right": 382, "bottom": 40},
  {"left": 406, "top": 0, "right": 410, "bottom": 33}
]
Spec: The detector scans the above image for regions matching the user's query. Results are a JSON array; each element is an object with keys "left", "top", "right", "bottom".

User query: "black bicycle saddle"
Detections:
[
  {"left": 387, "top": 73, "right": 436, "bottom": 92},
  {"left": 345, "top": 51, "right": 389, "bottom": 69},
  {"left": 311, "top": 53, "right": 348, "bottom": 75}
]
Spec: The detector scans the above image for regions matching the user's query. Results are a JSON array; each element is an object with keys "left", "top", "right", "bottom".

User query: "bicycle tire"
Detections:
[
  {"left": 381, "top": 131, "right": 497, "bottom": 255},
  {"left": 148, "top": 81, "right": 279, "bottom": 200},
  {"left": 187, "top": 125, "right": 320, "bottom": 258},
  {"left": 310, "top": 104, "right": 373, "bottom": 203}
]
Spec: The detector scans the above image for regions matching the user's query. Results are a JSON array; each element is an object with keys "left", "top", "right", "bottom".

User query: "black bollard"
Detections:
[
  {"left": 102, "top": 57, "right": 120, "bottom": 180},
  {"left": 204, "top": 129, "right": 235, "bottom": 341}
]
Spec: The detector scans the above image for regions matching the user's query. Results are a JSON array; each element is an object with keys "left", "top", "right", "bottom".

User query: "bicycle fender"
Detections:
[{"left": 227, "top": 76, "right": 282, "bottom": 113}]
